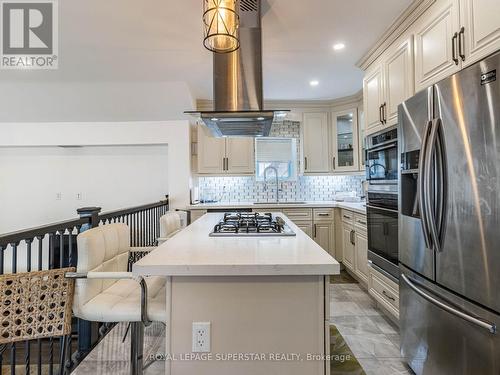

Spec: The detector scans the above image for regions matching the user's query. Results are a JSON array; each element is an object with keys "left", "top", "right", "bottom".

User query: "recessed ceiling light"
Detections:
[
  {"left": 256, "top": 117, "right": 265, "bottom": 121},
  {"left": 211, "top": 118, "right": 219, "bottom": 121},
  {"left": 309, "top": 80, "right": 319, "bottom": 87},
  {"left": 333, "top": 43, "right": 345, "bottom": 51}
]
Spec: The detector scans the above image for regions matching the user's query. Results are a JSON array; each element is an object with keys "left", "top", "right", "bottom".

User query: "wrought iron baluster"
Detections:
[
  {"left": 0, "top": 245, "right": 4, "bottom": 275},
  {"left": 36, "top": 236, "right": 43, "bottom": 375},
  {"left": 25, "top": 239, "right": 32, "bottom": 375}
]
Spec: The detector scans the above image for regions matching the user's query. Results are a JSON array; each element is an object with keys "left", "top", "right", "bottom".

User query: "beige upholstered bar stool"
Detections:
[
  {"left": 66, "top": 223, "right": 166, "bottom": 375},
  {"left": 0, "top": 267, "right": 75, "bottom": 375},
  {"left": 157, "top": 212, "right": 183, "bottom": 245}
]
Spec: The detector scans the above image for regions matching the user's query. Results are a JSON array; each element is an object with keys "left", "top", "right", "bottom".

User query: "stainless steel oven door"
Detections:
[
  {"left": 366, "top": 141, "right": 398, "bottom": 184},
  {"left": 366, "top": 203, "right": 399, "bottom": 277}
]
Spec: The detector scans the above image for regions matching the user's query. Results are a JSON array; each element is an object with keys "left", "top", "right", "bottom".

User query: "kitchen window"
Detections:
[{"left": 255, "top": 138, "right": 297, "bottom": 181}]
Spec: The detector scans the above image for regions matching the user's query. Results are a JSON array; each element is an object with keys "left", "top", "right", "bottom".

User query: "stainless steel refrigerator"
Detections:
[{"left": 398, "top": 50, "right": 500, "bottom": 375}]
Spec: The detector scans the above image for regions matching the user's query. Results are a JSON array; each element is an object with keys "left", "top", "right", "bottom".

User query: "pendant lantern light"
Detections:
[{"left": 203, "top": 0, "right": 240, "bottom": 53}]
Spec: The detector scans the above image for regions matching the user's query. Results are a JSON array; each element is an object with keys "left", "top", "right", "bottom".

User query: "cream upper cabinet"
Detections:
[
  {"left": 197, "top": 125, "right": 254, "bottom": 175},
  {"left": 198, "top": 124, "right": 226, "bottom": 174},
  {"left": 384, "top": 37, "right": 414, "bottom": 125},
  {"left": 302, "top": 112, "right": 330, "bottom": 173},
  {"left": 363, "top": 65, "right": 385, "bottom": 135},
  {"left": 358, "top": 108, "right": 366, "bottom": 171},
  {"left": 364, "top": 36, "right": 414, "bottom": 135},
  {"left": 331, "top": 109, "right": 359, "bottom": 172},
  {"left": 225, "top": 138, "right": 255, "bottom": 174},
  {"left": 414, "top": 0, "right": 461, "bottom": 91},
  {"left": 460, "top": 0, "right": 500, "bottom": 67}
]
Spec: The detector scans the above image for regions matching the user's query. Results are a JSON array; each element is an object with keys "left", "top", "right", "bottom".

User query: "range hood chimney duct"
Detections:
[
  {"left": 187, "top": 0, "right": 288, "bottom": 137},
  {"left": 213, "top": 0, "right": 263, "bottom": 112}
]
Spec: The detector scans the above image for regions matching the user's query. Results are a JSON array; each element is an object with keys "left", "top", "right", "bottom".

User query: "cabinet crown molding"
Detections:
[
  {"left": 356, "top": 0, "right": 436, "bottom": 71},
  {"left": 196, "top": 91, "right": 363, "bottom": 112}
]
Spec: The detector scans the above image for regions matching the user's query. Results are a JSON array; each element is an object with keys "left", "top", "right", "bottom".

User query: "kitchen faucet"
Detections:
[{"left": 263, "top": 166, "right": 280, "bottom": 203}]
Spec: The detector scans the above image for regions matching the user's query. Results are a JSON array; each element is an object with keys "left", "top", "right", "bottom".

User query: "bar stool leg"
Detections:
[{"left": 130, "top": 322, "right": 144, "bottom": 375}]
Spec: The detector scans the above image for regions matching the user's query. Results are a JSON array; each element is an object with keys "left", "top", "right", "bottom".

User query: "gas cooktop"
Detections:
[{"left": 209, "top": 212, "right": 296, "bottom": 237}]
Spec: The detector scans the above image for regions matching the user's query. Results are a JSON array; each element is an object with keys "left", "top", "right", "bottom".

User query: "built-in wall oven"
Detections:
[
  {"left": 366, "top": 186, "right": 399, "bottom": 280},
  {"left": 366, "top": 127, "right": 398, "bottom": 184},
  {"left": 365, "top": 126, "right": 399, "bottom": 281}
]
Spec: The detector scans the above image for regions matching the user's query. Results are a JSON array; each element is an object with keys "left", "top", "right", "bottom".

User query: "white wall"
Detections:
[
  {"left": 0, "top": 145, "right": 169, "bottom": 233},
  {"left": 0, "top": 81, "right": 194, "bottom": 122},
  {"left": 0, "top": 121, "right": 191, "bottom": 232}
]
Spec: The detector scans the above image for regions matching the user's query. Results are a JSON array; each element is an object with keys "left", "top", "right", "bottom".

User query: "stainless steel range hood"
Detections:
[{"left": 186, "top": 0, "right": 287, "bottom": 137}]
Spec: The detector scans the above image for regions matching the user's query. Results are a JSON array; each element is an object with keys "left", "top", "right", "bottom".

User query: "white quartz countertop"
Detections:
[
  {"left": 187, "top": 201, "right": 366, "bottom": 214},
  {"left": 133, "top": 213, "right": 340, "bottom": 277}
]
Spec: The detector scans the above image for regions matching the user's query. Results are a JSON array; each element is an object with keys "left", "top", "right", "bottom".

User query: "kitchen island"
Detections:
[{"left": 133, "top": 212, "right": 340, "bottom": 375}]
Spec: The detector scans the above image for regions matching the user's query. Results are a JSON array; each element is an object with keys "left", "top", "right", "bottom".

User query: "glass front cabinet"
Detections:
[{"left": 331, "top": 108, "right": 360, "bottom": 172}]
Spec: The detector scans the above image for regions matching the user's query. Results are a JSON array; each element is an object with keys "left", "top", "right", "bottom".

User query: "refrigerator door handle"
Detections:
[
  {"left": 401, "top": 274, "right": 497, "bottom": 334},
  {"left": 419, "top": 120, "right": 433, "bottom": 250},
  {"left": 425, "top": 118, "right": 443, "bottom": 252}
]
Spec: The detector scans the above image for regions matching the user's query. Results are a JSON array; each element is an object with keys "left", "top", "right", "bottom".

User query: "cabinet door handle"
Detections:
[
  {"left": 382, "top": 290, "right": 395, "bottom": 302},
  {"left": 313, "top": 224, "right": 317, "bottom": 238},
  {"left": 452, "top": 32, "right": 459, "bottom": 65},
  {"left": 332, "top": 156, "right": 336, "bottom": 170},
  {"left": 350, "top": 230, "right": 355, "bottom": 245},
  {"left": 382, "top": 103, "right": 387, "bottom": 124},
  {"left": 379, "top": 105, "right": 383, "bottom": 124},
  {"left": 304, "top": 157, "right": 308, "bottom": 171},
  {"left": 458, "top": 27, "right": 465, "bottom": 61}
]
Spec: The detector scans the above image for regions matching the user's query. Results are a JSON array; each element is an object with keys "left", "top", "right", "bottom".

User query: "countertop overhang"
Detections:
[{"left": 133, "top": 213, "right": 340, "bottom": 277}]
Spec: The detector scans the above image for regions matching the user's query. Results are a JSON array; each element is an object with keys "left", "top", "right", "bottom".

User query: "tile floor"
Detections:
[
  {"left": 330, "top": 281, "right": 413, "bottom": 375},
  {"left": 73, "top": 277, "right": 413, "bottom": 375}
]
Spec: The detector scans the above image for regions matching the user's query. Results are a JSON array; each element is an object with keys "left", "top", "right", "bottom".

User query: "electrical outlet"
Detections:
[{"left": 192, "top": 322, "right": 210, "bottom": 353}]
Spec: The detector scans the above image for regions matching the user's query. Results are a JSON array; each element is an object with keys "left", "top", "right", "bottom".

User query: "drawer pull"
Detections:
[
  {"left": 382, "top": 290, "right": 395, "bottom": 302},
  {"left": 357, "top": 220, "right": 366, "bottom": 225},
  {"left": 343, "top": 215, "right": 351, "bottom": 219},
  {"left": 318, "top": 213, "right": 330, "bottom": 216}
]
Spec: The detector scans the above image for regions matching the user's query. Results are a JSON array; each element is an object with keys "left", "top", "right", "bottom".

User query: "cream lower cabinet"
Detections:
[
  {"left": 190, "top": 209, "right": 207, "bottom": 223},
  {"left": 340, "top": 210, "right": 368, "bottom": 284},
  {"left": 296, "top": 221, "right": 313, "bottom": 238},
  {"left": 342, "top": 224, "right": 355, "bottom": 271},
  {"left": 368, "top": 265, "right": 399, "bottom": 321},
  {"left": 197, "top": 125, "right": 254, "bottom": 175},
  {"left": 354, "top": 228, "right": 368, "bottom": 284},
  {"left": 281, "top": 208, "right": 335, "bottom": 255}
]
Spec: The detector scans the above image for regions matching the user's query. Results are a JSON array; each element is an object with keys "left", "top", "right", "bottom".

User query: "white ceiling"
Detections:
[{"left": 0, "top": 0, "right": 412, "bottom": 101}]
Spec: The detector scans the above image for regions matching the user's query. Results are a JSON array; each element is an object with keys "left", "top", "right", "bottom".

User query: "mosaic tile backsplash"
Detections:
[
  {"left": 198, "top": 175, "right": 365, "bottom": 203},
  {"left": 197, "top": 120, "right": 365, "bottom": 203}
]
